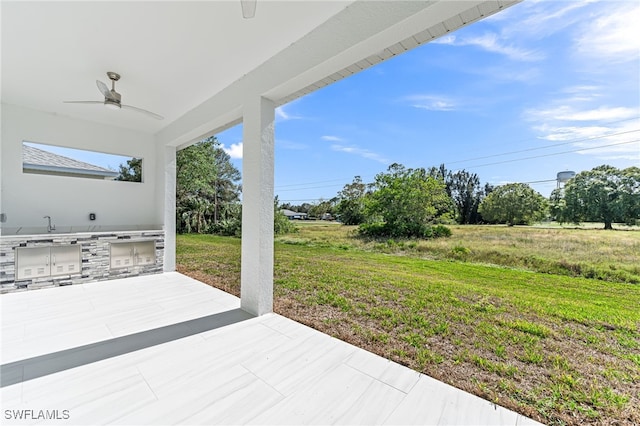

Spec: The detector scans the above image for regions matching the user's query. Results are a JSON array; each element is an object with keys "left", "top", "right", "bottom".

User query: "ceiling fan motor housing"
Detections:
[
  {"left": 108, "top": 90, "right": 121, "bottom": 103},
  {"left": 105, "top": 72, "right": 122, "bottom": 107}
]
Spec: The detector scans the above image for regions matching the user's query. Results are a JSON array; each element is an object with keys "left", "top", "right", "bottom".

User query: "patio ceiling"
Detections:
[{"left": 1, "top": 1, "right": 517, "bottom": 146}]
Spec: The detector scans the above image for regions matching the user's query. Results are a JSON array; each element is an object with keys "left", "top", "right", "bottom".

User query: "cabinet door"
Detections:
[
  {"left": 51, "top": 245, "right": 81, "bottom": 276},
  {"left": 16, "top": 247, "right": 51, "bottom": 279},
  {"left": 134, "top": 241, "right": 155, "bottom": 266},
  {"left": 110, "top": 242, "right": 134, "bottom": 269}
]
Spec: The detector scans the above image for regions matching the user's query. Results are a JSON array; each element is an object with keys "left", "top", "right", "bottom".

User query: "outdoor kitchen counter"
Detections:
[{"left": 0, "top": 230, "right": 164, "bottom": 293}]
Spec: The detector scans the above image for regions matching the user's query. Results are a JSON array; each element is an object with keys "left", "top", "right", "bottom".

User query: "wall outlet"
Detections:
[{"left": 89, "top": 213, "right": 96, "bottom": 221}]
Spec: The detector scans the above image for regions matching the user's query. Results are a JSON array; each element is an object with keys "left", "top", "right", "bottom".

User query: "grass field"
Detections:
[{"left": 177, "top": 224, "right": 640, "bottom": 425}]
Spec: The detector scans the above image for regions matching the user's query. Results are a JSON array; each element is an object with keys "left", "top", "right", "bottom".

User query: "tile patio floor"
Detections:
[{"left": 1, "top": 272, "right": 542, "bottom": 425}]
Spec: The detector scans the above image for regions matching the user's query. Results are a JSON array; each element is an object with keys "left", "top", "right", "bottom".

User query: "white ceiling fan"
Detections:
[{"left": 64, "top": 72, "right": 164, "bottom": 120}]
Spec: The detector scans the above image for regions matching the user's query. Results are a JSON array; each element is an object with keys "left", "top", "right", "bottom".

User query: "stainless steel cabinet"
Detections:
[
  {"left": 134, "top": 241, "right": 156, "bottom": 266},
  {"left": 110, "top": 241, "right": 155, "bottom": 269},
  {"left": 16, "top": 245, "right": 81, "bottom": 280},
  {"left": 110, "top": 242, "right": 134, "bottom": 268}
]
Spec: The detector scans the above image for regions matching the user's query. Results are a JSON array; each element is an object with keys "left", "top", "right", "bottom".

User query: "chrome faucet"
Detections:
[{"left": 44, "top": 216, "right": 56, "bottom": 232}]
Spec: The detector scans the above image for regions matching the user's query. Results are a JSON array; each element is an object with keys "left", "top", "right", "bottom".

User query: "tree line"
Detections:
[
  {"left": 174, "top": 136, "right": 639, "bottom": 236},
  {"left": 285, "top": 164, "right": 639, "bottom": 234}
]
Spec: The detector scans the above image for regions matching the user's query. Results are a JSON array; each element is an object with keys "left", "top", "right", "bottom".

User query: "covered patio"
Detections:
[
  {"left": 1, "top": 0, "right": 521, "bottom": 313},
  {"left": 0, "top": 1, "right": 542, "bottom": 424}
]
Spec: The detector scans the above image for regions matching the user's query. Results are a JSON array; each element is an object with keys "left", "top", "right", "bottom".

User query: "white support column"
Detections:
[
  {"left": 163, "top": 145, "right": 177, "bottom": 272},
  {"left": 241, "top": 96, "right": 275, "bottom": 316}
]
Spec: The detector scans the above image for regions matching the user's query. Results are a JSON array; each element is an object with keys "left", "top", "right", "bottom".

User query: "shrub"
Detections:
[
  {"left": 211, "top": 218, "right": 242, "bottom": 237},
  {"left": 431, "top": 224, "right": 452, "bottom": 238},
  {"left": 359, "top": 222, "right": 451, "bottom": 240},
  {"left": 274, "top": 210, "right": 298, "bottom": 235}
]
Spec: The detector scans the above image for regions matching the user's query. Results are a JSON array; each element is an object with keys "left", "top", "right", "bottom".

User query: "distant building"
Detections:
[
  {"left": 22, "top": 145, "right": 119, "bottom": 180},
  {"left": 556, "top": 171, "right": 576, "bottom": 188},
  {"left": 281, "top": 209, "right": 308, "bottom": 220}
]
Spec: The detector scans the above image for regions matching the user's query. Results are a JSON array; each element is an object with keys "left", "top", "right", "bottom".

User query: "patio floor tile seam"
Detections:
[{"left": 0, "top": 308, "right": 255, "bottom": 387}]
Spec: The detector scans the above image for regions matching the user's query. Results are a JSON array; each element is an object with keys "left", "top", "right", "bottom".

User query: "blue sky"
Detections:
[{"left": 218, "top": 0, "right": 639, "bottom": 203}]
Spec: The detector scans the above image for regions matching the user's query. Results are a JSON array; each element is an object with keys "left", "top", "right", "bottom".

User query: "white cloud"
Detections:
[
  {"left": 491, "top": 0, "right": 591, "bottom": 39},
  {"left": 433, "top": 35, "right": 456, "bottom": 45},
  {"left": 275, "top": 100, "right": 305, "bottom": 122},
  {"left": 573, "top": 139, "right": 640, "bottom": 161},
  {"left": 222, "top": 142, "right": 243, "bottom": 159},
  {"left": 277, "top": 139, "right": 308, "bottom": 150},
  {"left": 525, "top": 105, "right": 638, "bottom": 123},
  {"left": 330, "top": 144, "right": 389, "bottom": 164},
  {"left": 462, "top": 33, "right": 544, "bottom": 61},
  {"left": 533, "top": 124, "right": 613, "bottom": 142},
  {"left": 574, "top": 3, "right": 640, "bottom": 63},
  {"left": 559, "top": 107, "right": 637, "bottom": 122},
  {"left": 559, "top": 85, "right": 603, "bottom": 103},
  {"left": 404, "top": 95, "right": 456, "bottom": 111},
  {"left": 275, "top": 106, "right": 292, "bottom": 120},
  {"left": 433, "top": 32, "right": 544, "bottom": 62},
  {"left": 524, "top": 100, "right": 640, "bottom": 161},
  {"left": 321, "top": 135, "right": 345, "bottom": 142}
]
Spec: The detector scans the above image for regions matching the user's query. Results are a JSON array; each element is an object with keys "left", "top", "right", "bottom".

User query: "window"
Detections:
[{"left": 22, "top": 141, "right": 142, "bottom": 183}]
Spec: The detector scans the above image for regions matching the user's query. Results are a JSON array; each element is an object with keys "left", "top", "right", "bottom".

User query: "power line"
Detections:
[
  {"left": 276, "top": 183, "right": 346, "bottom": 192},
  {"left": 519, "top": 179, "right": 557, "bottom": 184},
  {"left": 463, "top": 139, "right": 639, "bottom": 169},
  {"left": 278, "top": 173, "right": 617, "bottom": 204},
  {"left": 274, "top": 127, "right": 640, "bottom": 192},
  {"left": 276, "top": 177, "right": 357, "bottom": 189},
  {"left": 446, "top": 128, "right": 639, "bottom": 166},
  {"left": 274, "top": 139, "right": 639, "bottom": 194},
  {"left": 449, "top": 116, "right": 640, "bottom": 158}
]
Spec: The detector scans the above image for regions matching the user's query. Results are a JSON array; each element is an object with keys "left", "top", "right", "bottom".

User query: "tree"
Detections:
[
  {"left": 308, "top": 198, "right": 336, "bottom": 220},
  {"left": 176, "top": 136, "right": 242, "bottom": 234},
  {"left": 427, "top": 163, "right": 448, "bottom": 182},
  {"left": 116, "top": 158, "right": 142, "bottom": 182},
  {"left": 548, "top": 187, "right": 566, "bottom": 222},
  {"left": 446, "top": 169, "right": 484, "bottom": 224},
  {"left": 335, "top": 176, "right": 368, "bottom": 225},
  {"left": 362, "top": 163, "right": 453, "bottom": 237},
  {"left": 620, "top": 166, "right": 640, "bottom": 224},
  {"left": 426, "top": 164, "right": 486, "bottom": 224},
  {"left": 478, "top": 183, "right": 547, "bottom": 226},
  {"left": 274, "top": 196, "right": 297, "bottom": 235},
  {"left": 560, "top": 165, "right": 640, "bottom": 230},
  {"left": 211, "top": 147, "right": 241, "bottom": 223}
]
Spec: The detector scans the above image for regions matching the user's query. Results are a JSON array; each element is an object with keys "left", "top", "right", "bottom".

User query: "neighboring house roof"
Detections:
[
  {"left": 22, "top": 145, "right": 119, "bottom": 178},
  {"left": 281, "top": 209, "right": 308, "bottom": 218}
]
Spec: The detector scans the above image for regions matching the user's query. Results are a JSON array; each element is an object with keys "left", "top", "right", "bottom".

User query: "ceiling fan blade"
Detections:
[
  {"left": 96, "top": 80, "right": 115, "bottom": 100},
  {"left": 122, "top": 104, "right": 164, "bottom": 120},
  {"left": 63, "top": 100, "right": 104, "bottom": 105},
  {"left": 241, "top": 0, "right": 256, "bottom": 18}
]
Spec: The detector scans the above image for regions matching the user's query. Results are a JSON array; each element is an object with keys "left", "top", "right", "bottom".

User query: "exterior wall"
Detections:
[
  {"left": 0, "top": 230, "right": 164, "bottom": 293},
  {"left": 0, "top": 104, "right": 161, "bottom": 235}
]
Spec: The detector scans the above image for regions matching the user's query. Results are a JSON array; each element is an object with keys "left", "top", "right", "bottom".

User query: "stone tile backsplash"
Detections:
[{"left": 0, "top": 230, "right": 164, "bottom": 293}]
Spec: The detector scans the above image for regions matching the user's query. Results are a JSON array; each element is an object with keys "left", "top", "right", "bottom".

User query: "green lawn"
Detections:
[{"left": 177, "top": 225, "right": 640, "bottom": 425}]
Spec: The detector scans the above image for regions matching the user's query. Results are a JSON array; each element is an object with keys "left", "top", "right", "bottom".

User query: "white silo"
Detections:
[{"left": 557, "top": 171, "right": 576, "bottom": 188}]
